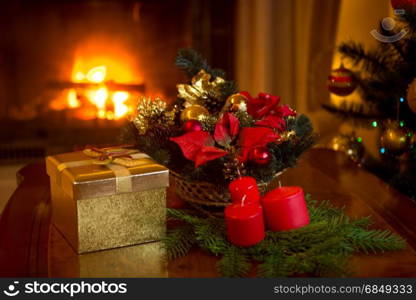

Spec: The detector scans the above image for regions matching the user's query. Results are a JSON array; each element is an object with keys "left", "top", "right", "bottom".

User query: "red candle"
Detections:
[
  {"left": 228, "top": 176, "right": 260, "bottom": 205},
  {"left": 261, "top": 186, "right": 310, "bottom": 231},
  {"left": 225, "top": 203, "right": 265, "bottom": 247}
]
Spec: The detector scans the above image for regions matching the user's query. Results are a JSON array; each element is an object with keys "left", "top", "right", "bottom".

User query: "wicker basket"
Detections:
[{"left": 170, "top": 170, "right": 285, "bottom": 208}]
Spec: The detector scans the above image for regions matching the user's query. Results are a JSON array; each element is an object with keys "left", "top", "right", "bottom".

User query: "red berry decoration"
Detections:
[
  {"left": 183, "top": 120, "right": 203, "bottom": 133},
  {"left": 391, "top": 0, "right": 416, "bottom": 10},
  {"left": 249, "top": 147, "right": 271, "bottom": 165},
  {"left": 327, "top": 64, "right": 357, "bottom": 96}
]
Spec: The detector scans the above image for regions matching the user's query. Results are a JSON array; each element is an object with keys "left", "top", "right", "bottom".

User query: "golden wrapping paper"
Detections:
[{"left": 46, "top": 151, "right": 169, "bottom": 254}]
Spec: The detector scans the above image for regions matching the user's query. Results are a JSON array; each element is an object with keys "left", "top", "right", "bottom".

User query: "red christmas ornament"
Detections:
[
  {"left": 183, "top": 120, "right": 203, "bottom": 133},
  {"left": 391, "top": 0, "right": 416, "bottom": 10},
  {"left": 249, "top": 147, "right": 271, "bottom": 165},
  {"left": 327, "top": 64, "right": 357, "bottom": 96}
]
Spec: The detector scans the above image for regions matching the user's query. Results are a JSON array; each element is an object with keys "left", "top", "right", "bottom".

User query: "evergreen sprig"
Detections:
[
  {"left": 217, "top": 247, "right": 251, "bottom": 277},
  {"left": 164, "top": 194, "right": 405, "bottom": 277},
  {"left": 175, "top": 48, "right": 226, "bottom": 79},
  {"left": 164, "top": 226, "right": 196, "bottom": 260}
]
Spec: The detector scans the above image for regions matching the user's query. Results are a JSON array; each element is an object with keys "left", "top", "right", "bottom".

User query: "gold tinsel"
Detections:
[
  {"left": 177, "top": 69, "right": 225, "bottom": 107},
  {"left": 133, "top": 97, "right": 175, "bottom": 134},
  {"left": 199, "top": 114, "right": 218, "bottom": 132},
  {"left": 280, "top": 130, "right": 296, "bottom": 141}
]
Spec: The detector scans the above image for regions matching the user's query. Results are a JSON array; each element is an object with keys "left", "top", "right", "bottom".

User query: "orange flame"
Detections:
[
  {"left": 67, "top": 89, "right": 81, "bottom": 108},
  {"left": 86, "top": 66, "right": 107, "bottom": 83},
  {"left": 61, "top": 64, "right": 133, "bottom": 120}
]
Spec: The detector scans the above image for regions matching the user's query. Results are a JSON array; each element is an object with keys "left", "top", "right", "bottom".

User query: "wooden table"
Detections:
[{"left": 1, "top": 148, "right": 416, "bottom": 277}]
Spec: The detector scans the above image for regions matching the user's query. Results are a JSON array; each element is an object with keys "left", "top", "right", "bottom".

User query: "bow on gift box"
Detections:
[
  {"left": 54, "top": 145, "right": 155, "bottom": 195},
  {"left": 83, "top": 145, "right": 145, "bottom": 167}
]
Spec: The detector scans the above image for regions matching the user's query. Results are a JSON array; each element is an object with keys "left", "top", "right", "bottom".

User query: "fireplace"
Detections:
[{"left": 0, "top": 0, "right": 235, "bottom": 163}]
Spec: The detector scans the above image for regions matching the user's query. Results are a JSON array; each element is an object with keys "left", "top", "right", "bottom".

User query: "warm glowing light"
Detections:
[
  {"left": 112, "top": 91, "right": 130, "bottom": 119},
  {"left": 106, "top": 111, "right": 115, "bottom": 120},
  {"left": 97, "top": 110, "right": 107, "bottom": 119},
  {"left": 60, "top": 45, "right": 142, "bottom": 120},
  {"left": 87, "top": 87, "right": 108, "bottom": 110},
  {"left": 67, "top": 89, "right": 81, "bottom": 108},
  {"left": 49, "top": 98, "right": 67, "bottom": 111},
  {"left": 86, "top": 66, "right": 107, "bottom": 83},
  {"left": 113, "top": 91, "right": 129, "bottom": 103},
  {"left": 74, "top": 71, "right": 85, "bottom": 82}
]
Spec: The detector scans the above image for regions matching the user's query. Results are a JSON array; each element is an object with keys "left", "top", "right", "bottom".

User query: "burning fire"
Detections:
[
  {"left": 66, "top": 65, "right": 132, "bottom": 120},
  {"left": 49, "top": 62, "right": 141, "bottom": 120},
  {"left": 48, "top": 38, "right": 146, "bottom": 121}
]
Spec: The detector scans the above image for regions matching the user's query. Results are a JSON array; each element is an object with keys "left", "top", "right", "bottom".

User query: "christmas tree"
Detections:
[{"left": 324, "top": 0, "right": 416, "bottom": 200}]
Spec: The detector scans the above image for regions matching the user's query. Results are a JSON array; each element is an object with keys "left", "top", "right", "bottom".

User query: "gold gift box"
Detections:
[{"left": 46, "top": 150, "right": 169, "bottom": 254}]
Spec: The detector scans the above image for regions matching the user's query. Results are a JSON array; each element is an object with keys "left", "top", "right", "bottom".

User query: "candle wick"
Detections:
[
  {"left": 242, "top": 194, "right": 247, "bottom": 207},
  {"left": 236, "top": 167, "right": 241, "bottom": 178}
]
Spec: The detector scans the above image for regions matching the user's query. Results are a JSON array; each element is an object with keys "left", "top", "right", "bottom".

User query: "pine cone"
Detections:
[
  {"left": 223, "top": 158, "right": 246, "bottom": 181},
  {"left": 146, "top": 124, "right": 178, "bottom": 146},
  {"left": 202, "top": 91, "right": 226, "bottom": 114}
]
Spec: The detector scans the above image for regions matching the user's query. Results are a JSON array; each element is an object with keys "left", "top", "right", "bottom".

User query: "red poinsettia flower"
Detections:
[
  {"left": 241, "top": 91, "right": 296, "bottom": 120},
  {"left": 241, "top": 91, "right": 280, "bottom": 119},
  {"left": 255, "top": 115, "right": 286, "bottom": 131},
  {"left": 170, "top": 131, "right": 227, "bottom": 168},
  {"left": 238, "top": 127, "right": 280, "bottom": 162},
  {"left": 214, "top": 112, "right": 240, "bottom": 146},
  {"left": 273, "top": 104, "right": 296, "bottom": 118}
]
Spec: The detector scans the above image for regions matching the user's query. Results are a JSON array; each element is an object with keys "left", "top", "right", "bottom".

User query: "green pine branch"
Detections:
[
  {"left": 217, "top": 247, "right": 251, "bottom": 277},
  {"left": 163, "top": 226, "right": 196, "bottom": 260},
  {"left": 175, "top": 48, "right": 226, "bottom": 79},
  {"left": 193, "top": 219, "right": 228, "bottom": 255},
  {"left": 257, "top": 250, "right": 289, "bottom": 278},
  {"left": 346, "top": 227, "right": 406, "bottom": 254},
  {"left": 338, "top": 41, "right": 391, "bottom": 74}
]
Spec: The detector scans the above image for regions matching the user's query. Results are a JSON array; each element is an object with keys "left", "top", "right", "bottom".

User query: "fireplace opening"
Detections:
[{"left": 0, "top": 0, "right": 236, "bottom": 163}]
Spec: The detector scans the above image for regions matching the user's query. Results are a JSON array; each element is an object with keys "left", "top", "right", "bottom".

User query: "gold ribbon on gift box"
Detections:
[{"left": 55, "top": 146, "right": 154, "bottom": 194}]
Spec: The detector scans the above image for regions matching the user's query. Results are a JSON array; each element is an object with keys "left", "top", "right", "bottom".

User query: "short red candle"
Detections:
[
  {"left": 228, "top": 176, "right": 260, "bottom": 205},
  {"left": 225, "top": 204, "right": 265, "bottom": 247},
  {"left": 261, "top": 186, "right": 310, "bottom": 231}
]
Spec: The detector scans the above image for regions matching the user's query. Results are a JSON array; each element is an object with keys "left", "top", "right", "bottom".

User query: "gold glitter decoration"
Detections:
[
  {"left": 77, "top": 189, "right": 166, "bottom": 253},
  {"left": 281, "top": 130, "right": 296, "bottom": 141},
  {"left": 46, "top": 150, "right": 169, "bottom": 254},
  {"left": 134, "top": 97, "right": 175, "bottom": 134},
  {"left": 177, "top": 69, "right": 225, "bottom": 107},
  {"left": 199, "top": 114, "right": 218, "bottom": 131}
]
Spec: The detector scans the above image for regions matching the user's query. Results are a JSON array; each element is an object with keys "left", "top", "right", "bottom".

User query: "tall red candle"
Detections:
[
  {"left": 261, "top": 186, "right": 310, "bottom": 231},
  {"left": 225, "top": 203, "right": 265, "bottom": 247},
  {"left": 228, "top": 176, "right": 260, "bottom": 205}
]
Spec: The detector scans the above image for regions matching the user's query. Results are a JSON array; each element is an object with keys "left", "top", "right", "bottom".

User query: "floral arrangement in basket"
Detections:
[{"left": 124, "top": 49, "right": 315, "bottom": 206}]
